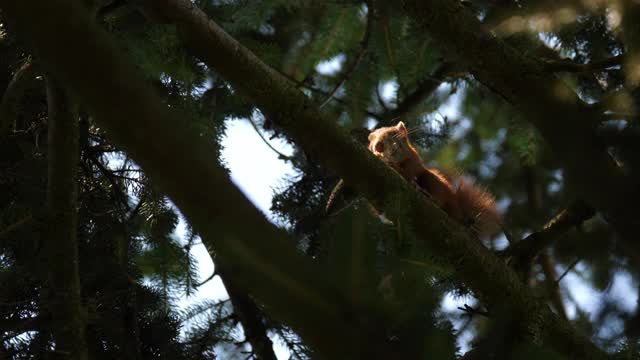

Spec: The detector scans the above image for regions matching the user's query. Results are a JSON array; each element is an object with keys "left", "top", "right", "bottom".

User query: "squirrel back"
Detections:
[{"left": 368, "top": 121, "right": 500, "bottom": 237}]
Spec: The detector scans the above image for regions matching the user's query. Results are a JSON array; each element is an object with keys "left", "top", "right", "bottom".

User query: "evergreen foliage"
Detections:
[{"left": 1, "top": 0, "right": 640, "bottom": 359}]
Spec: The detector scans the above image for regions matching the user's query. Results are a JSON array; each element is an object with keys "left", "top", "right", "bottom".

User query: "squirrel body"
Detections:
[{"left": 368, "top": 122, "right": 500, "bottom": 237}]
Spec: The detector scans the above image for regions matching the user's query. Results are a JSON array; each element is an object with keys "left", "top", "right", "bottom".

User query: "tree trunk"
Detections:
[{"left": 45, "top": 77, "right": 88, "bottom": 360}]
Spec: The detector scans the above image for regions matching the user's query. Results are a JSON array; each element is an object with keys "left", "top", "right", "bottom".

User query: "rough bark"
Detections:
[
  {"left": 1, "top": 0, "right": 610, "bottom": 359},
  {"left": 44, "top": 77, "right": 88, "bottom": 360}
]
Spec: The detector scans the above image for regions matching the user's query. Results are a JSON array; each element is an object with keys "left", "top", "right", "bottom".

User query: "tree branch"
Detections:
[{"left": 505, "top": 201, "right": 596, "bottom": 263}]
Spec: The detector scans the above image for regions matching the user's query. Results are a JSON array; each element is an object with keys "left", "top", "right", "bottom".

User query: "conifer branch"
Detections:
[{"left": 318, "top": 0, "right": 373, "bottom": 109}]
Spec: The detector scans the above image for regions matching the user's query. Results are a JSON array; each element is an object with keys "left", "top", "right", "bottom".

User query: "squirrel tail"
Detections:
[{"left": 455, "top": 177, "right": 500, "bottom": 237}]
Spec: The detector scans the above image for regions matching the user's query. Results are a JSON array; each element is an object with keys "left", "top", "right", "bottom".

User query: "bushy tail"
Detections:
[{"left": 454, "top": 178, "right": 500, "bottom": 237}]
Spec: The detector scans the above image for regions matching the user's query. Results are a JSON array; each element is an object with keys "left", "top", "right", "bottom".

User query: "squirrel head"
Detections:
[{"left": 368, "top": 121, "right": 415, "bottom": 165}]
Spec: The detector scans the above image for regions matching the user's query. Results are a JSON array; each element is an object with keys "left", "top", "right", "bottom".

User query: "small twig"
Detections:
[
  {"left": 90, "top": 155, "right": 131, "bottom": 212},
  {"left": 277, "top": 69, "right": 383, "bottom": 120},
  {"left": 555, "top": 258, "right": 580, "bottom": 285},
  {"left": 544, "top": 54, "right": 624, "bottom": 73},
  {"left": 195, "top": 270, "right": 217, "bottom": 288},
  {"left": 318, "top": 1, "right": 373, "bottom": 108},
  {"left": 457, "top": 304, "right": 489, "bottom": 318},
  {"left": 246, "top": 115, "right": 292, "bottom": 161},
  {"left": 500, "top": 221, "right": 518, "bottom": 245}
]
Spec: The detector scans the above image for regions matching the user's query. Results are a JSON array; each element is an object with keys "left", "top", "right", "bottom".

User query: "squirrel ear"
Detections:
[{"left": 397, "top": 121, "right": 407, "bottom": 134}]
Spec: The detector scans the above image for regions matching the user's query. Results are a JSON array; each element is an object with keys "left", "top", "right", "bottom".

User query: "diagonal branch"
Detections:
[{"left": 505, "top": 200, "right": 596, "bottom": 263}]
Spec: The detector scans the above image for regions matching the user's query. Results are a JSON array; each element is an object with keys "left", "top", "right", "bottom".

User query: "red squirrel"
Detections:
[{"left": 367, "top": 121, "right": 500, "bottom": 237}]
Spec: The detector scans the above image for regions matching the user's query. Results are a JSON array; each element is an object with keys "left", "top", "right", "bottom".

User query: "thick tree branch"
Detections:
[{"left": 44, "top": 77, "right": 88, "bottom": 360}]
